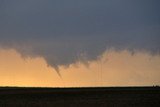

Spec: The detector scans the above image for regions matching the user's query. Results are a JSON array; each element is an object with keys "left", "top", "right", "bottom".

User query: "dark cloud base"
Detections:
[{"left": 0, "top": 0, "right": 160, "bottom": 71}]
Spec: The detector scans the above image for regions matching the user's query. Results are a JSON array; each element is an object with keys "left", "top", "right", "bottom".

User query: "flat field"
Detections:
[{"left": 0, "top": 87, "right": 160, "bottom": 107}]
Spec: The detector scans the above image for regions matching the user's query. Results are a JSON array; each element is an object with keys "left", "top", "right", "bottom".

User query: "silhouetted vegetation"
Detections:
[{"left": 0, "top": 87, "right": 160, "bottom": 107}]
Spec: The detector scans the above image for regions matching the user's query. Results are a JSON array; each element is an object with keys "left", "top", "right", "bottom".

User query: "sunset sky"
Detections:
[{"left": 0, "top": 0, "right": 160, "bottom": 87}]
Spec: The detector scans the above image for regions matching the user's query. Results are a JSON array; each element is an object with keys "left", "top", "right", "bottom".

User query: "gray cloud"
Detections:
[{"left": 0, "top": 0, "right": 160, "bottom": 71}]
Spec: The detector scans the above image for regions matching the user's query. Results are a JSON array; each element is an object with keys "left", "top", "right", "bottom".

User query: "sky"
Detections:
[{"left": 0, "top": 0, "right": 160, "bottom": 87}]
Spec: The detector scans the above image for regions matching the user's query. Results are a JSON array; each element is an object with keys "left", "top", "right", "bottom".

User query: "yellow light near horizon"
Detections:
[
  {"left": 0, "top": 49, "right": 160, "bottom": 87},
  {"left": 0, "top": 49, "right": 63, "bottom": 87}
]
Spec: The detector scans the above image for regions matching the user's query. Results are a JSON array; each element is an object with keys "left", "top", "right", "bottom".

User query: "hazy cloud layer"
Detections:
[{"left": 0, "top": 0, "right": 160, "bottom": 70}]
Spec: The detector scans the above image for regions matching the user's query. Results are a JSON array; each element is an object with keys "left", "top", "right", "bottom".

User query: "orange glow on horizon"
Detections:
[{"left": 0, "top": 49, "right": 160, "bottom": 87}]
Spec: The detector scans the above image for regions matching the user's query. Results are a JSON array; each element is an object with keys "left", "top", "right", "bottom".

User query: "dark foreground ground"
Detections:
[{"left": 0, "top": 87, "right": 160, "bottom": 107}]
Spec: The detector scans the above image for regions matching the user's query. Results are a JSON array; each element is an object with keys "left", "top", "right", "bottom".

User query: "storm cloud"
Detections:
[{"left": 0, "top": 0, "right": 160, "bottom": 70}]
